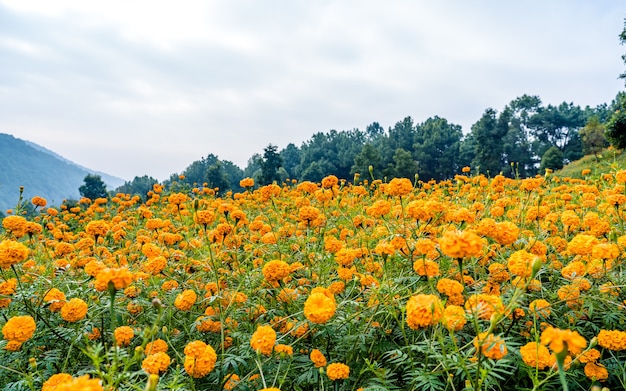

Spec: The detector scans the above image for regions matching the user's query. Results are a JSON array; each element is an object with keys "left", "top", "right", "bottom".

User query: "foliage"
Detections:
[
  {"left": 260, "top": 144, "right": 283, "bottom": 185},
  {"left": 539, "top": 146, "right": 564, "bottom": 173},
  {"left": 79, "top": 174, "right": 109, "bottom": 200},
  {"left": 606, "top": 93, "right": 626, "bottom": 150},
  {"left": 115, "top": 176, "right": 159, "bottom": 201}
]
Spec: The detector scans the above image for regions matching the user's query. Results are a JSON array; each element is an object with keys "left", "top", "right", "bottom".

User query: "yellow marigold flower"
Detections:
[
  {"left": 540, "top": 326, "right": 587, "bottom": 355},
  {"left": 145, "top": 339, "right": 168, "bottom": 355},
  {"left": 298, "top": 206, "right": 321, "bottom": 226},
  {"left": 183, "top": 340, "right": 217, "bottom": 378},
  {"left": 31, "top": 196, "right": 47, "bottom": 207},
  {"left": 326, "top": 362, "right": 350, "bottom": 380},
  {"left": 436, "top": 278, "right": 464, "bottom": 296},
  {"left": 519, "top": 342, "right": 555, "bottom": 370},
  {"left": 584, "top": 362, "right": 609, "bottom": 382},
  {"left": 405, "top": 294, "right": 443, "bottom": 329},
  {"left": 2, "top": 315, "right": 36, "bottom": 343},
  {"left": 42, "top": 373, "right": 73, "bottom": 391},
  {"left": 60, "top": 298, "right": 88, "bottom": 322},
  {"left": 597, "top": 329, "right": 626, "bottom": 351},
  {"left": 413, "top": 259, "right": 440, "bottom": 278},
  {"left": 616, "top": 170, "right": 626, "bottom": 183},
  {"left": 528, "top": 299, "right": 551, "bottom": 318},
  {"left": 578, "top": 348, "right": 601, "bottom": 364},
  {"left": 439, "top": 230, "right": 483, "bottom": 258},
  {"left": 567, "top": 234, "right": 599, "bottom": 256},
  {"left": 560, "top": 261, "right": 586, "bottom": 280},
  {"left": 310, "top": 348, "right": 327, "bottom": 367},
  {"left": 385, "top": 177, "right": 413, "bottom": 197},
  {"left": 274, "top": 344, "right": 293, "bottom": 356},
  {"left": 114, "top": 326, "right": 134, "bottom": 347},
  {"left": 85, "top": 220, "right": 110, "bottom": 238},
  {"left": 321, "top": 175, "right": 339, "bottom": 188},
  {"left": 141, "top": 243, "right": 161, "bottom": 258},
  {"left": 94, "top": 267, "right": 134, "bottom": 291},
  {"left": 0, "top": 240, "right": 29, "bottom": 269},
  {"left": 464, "top": 294, "right": 504, "bottom": 320},
  {"left": 304, "top": 292, "right": 337, "bottom": 324},
  {"left": 473, "top": 332, "right": 508, "bottom": 360},
  {"left": 507, "top": 250, "right": 538, "bottom": 278},
  {"left": 223, "top": 374, "right": 240, "bottom": 390},
  {"left": 366, "top": 200, "right": 391, "bottom": 217},
  {"left": 492, "top": 221, "right": 520, "bottom": 245},
  {"left": 2, "top": 215, "right": 27, "bottom": 238},
  {"left": 55, "top": 375, "right": 103, "bottom": 391},
  {"left": 250, "top": 325, "right": 276, "bottom": 355},
  {"left": 142, "top": 351, "right": 171, "bottom": 375},
  {"left": 259, "top": 388, "right": 281, "bottom": 391},
  {"left": 240, "top": 177, "right": 254, "bottom": 188},
  {"left": 262, "top": 260, "right": 291, "bottom": 283},
  {"left": 174, "top": 289, "right": 197, "bottom": 311},
  {"left": 441, "top": 305, "right": 467, "bottom": 331}
]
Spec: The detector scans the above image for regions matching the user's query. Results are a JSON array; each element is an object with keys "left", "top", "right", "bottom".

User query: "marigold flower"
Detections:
[
  {"left": 366, "top": 200, "right": 391, "bottom": 217},
  {"left": 2, "top": 315, "right": 36, "bottom": 343},
  {"left": 55, "top": 375, "right": 103, "bottom": 391},
  {"left": 441, "top": 305, "right": 467, "bottom": 331},
  {"left": 145, "top": 339, "right": 168, "bottom": 355},
  {"left": 464, "top": 293, "right": 504, "bottom": 320},
  {"left": 274, "top": 344, "right": 293, "bottom": 356},
  {"left": 174, "top": 289, "right": 197, "bottom": 311},
  {"left": 298, "top": 206, "right": 322, "bottom": 226},
  {"left": 31, "top": 196, "right": 47, "bottom": 207},
  {"left": 597, "top": 329, "right": 626, "bottom": 351},
  {"left": 528, "top": 299, "right": 551, "bottom": 318},
  {"left": 114, "top": 326, "right": 134, "bottom": 347},
  {"left": 507, "top": 250, "right": 538, "bottom": 278},
  {"left": 262, "top": 260, "right": 291, "bottom": 283},
  {"left": 439, "top": 230, "right": 483, "bottom": 259},
  {"left": 310, "top": 348, "right": 327, "bottom": 367},
  {"left": 567, "top": 234, "right": 599, "bottom": 256},
  {"left": 584, "top": 361, "right": 609, "bottom": 381},
  {"left": 304, "top": 292, "right": 337, "bottom": 324},
  {"left": 492, "top": 221, "right": 520, "bottom": 245},
  {"left": 578, "top": 348, "right": 601, "bottom": 364},
  {"left": 321, "top": 175, "right": 339, "bottom": 188},
  {"left": 385, "top": 177, "right": 413, "bottom": 197},
  {"left": 519, "top": 342, "right": 555, "bottom": 370},
  {"left": 250, "top": 325, "right": 276, "bottom": 355},
  {"left": 413, "top": 259, "right": 440, "bottom": 278},
  {"left": 473, "top": 332, "right": 508, "bottom": 360},
  {"left": 85, "top": 220, "right": 110, "bottom": 238},
  {"left": 540, "top": 326, "right": 587, "bottom": 355},
  {"left": 184, "top": 340, "right": 217, "bottom": 378},
  {"left": 436, "top": 278, "right": 464, "bottom": 296},
  {"left": 60, "top": 298, "right": 88, "bottom": 322},
  {"left": 94, "top": 267, "right": 134, "bottom": 291},
  {"left": 405, "top": 294, "right": 443, "bottom": 329},
  {"left": 142, "top": 351, "right": 171, "bottom": 375},
  {"left": 240, "top": 177, "right": 254, "bottom": 188},
  {"left": 42, "top": 373, "right": 73, "bottom": 391},
  {"left": 0, "top": 239, "right": 29, "bottom": 268},
  {"left": 326, "top": 362, "right": 350, "bottom": 380},
  {"left": 2, "top": 216, "right": 28, "bottom": 238}
]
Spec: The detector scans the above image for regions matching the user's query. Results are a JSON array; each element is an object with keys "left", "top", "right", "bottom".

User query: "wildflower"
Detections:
[
  {"left": 174, "top": 289, "right": 197, "bottom": 311},
  {"left": 326, "top": 362, "right": 350, "bottom": 380},
  {"left": 262, "top": 260, "right": 291, "bottom": 283},
  {"left": 439, "top": 230, "right": 483, "bottom": 259},
  {"left": 0, "top": 240, "right": 29, "bottom": 268},
  {"left": 473, "top": 332, "right": 508, "bottom": 360},
  {"left": 42, "top": 373, "right": 73, "bottom": 391},
  {"left": 304, "top": 291, "right": 337, "bottom": 324},
  {"left": 584, "top": 362, "right": 609, "bottom": 381},
  {"left": 55, "top": 375, "right": 103, "bottom": 391},
  {"left": 385, "top": 177, "right": 413, "bottom": 196},
  {"left": 540, "top": 326, "right": 587, "bottom": 355},
  {"left": 2, "top": 315, "right": 36, "bottom": 343},
  {"left": 597, "top": 329, "right": 626, "bottom": 351},
  {"left": 114, "top": 326, "right": 134, "bottom": 347},
  {"left": 519, "top": 342, "right": 555, "bottom": 370},
  {"left": 310, "top": 349, "right": 327, "bottom": 367},
  {"left": 250, "top": 325, "right": 276, "bottom": 355},
  {"left": 405, "top": 294, "right": 443, "bottom": 329},
  {"left": 184, "top": 340, "right": 217, "bottom": 378},
  {"left": 142, "top": 351, "right": 171, "bottom": 375},
  {"left": 60, "top": 298, "right": 88, "bottom": 322}
]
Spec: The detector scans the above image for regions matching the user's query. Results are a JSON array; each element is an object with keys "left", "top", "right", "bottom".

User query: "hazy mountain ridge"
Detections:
[{"left": 0, "top": 133, "right": 125, "bottom": 212}]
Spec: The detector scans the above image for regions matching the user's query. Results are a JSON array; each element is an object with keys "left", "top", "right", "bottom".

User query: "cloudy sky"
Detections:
[{"left": 1, "top": 1, "right": 624, "bottom": 181}]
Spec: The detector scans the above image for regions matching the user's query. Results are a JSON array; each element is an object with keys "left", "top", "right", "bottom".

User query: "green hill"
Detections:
[
  {"left": 557, "top": 148, "right": 626, "bottom": 179},
  {"left": 0, "top": 133, "right": 124, "bottom": 212}
]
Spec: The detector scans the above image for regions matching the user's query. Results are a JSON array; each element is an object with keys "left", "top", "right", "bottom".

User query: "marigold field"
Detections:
[{"left": 2, "top": 170, "right": 626, "bottom": 390}]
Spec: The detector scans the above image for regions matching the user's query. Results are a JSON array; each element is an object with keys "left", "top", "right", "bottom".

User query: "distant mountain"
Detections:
[{"left": 0, "top": 133, "right": 125, "bottom": 212}]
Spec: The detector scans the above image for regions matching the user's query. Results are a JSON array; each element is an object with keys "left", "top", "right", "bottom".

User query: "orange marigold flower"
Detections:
[
  {"left": 473, "top": 332, "right": 508, "bottom": 360},
  {"left": 145, "top": 339, "right": 168, "bottom": 355},
  {"left": 42, "top": 373, "right": 73, "bottom": 391},
  {"left": 31, "top": 196, "right": 47, "bottom": 207},
  {"left": 85, "top": 220, "right": 110, "bottom": 238},
  {"left": 405, "top": 294, "right": 443, "bottom": 329},
  {"left": 240, "top": 177, "right": 254, "bottom": 188},
  {"left": 142, "top": 351, "right": 171, "bottom": 375},
  {"left": 519, "top": 342, "right": 555, "bottom": 370},
  {"left": 561, "top": 261, "right": 586, "bottom": 280},
  {"left": 413, "top": 259, "right": 440, "bottom": 278},
  {"left": 464, "top": 294, "right": 504, "bottom": 320},
  {"left": 262, "top": 260, "right": 291, "bottom": 283},
  {"left": 436, "top": 278, "right": 464, "bottom": 296},
  {"left": 250, "top": 325, "right": 276, "bottom": 355},
  {"left": 298, "top": 206, "right": 321, "bottom": 226},
  {"left": 2, "top": 315, "right": 36, "bottom": 343},
  {"left": 540, "top": 326, "right": 587, "bottom": 355},
  {"left": 114, "top": 326, "right": 134, "bottom": 347},
  {"left": 326, "top": 362, "right": 350, "bottom": 380},
  {"left": 2, "top": 215, "right": 27, "bottom": 238},
  {"left": 60, "top": 298, "right": 88, "bottom": 322},
  {"left": 0, "top": 240, "right": 30, "bottom": 268},
  {"left": 507, "top": 250, "right": 538, "bottom": 278},
  {"left": 184, "top": 340, "right": 217, "bottom": 378},
  {"left": 567, "top": 234, "right": 599, "bottom": 256},
  {"left": 442, "top": 305, "right": 467, "bottom": 331},
  {"left": 274, "top": 344, "right": 293, "bottom": 356},
  {"left": 43, "top": 288, "right": 66, "bottom": 313},
  {"left": 597, "top": 329, "right": 626, "bottom": 351},
  {"left": 195, "top": 210, "right": 215, "bottom": 226},
  {"left": 492, "top": 221, "right": 520, "bottom": 245},
  {"left": 439, "top": 230, "right": 483, "bottom": 258},
  {"left": 385, "top": 177, "right": 413, "bottom": 197},
  {"left": 366, "top": 200, "right": 391, "bottom": 217},
  {"left": 174, "top": 289, "right": 197, "bottom": 311},
  {"left": 528, "top": 299, "right": 551, "bottom": 318},
  {"left": 94, "top": 267, "right": 134, "bottom": 291},
  {"left": 578, "top": 348, "right": 601, "bottom": 364},
  {"left": 223, "top": 374, "right": 240, "bottom": 390},
  {"left": 304, "top": 292, "right": 337, "bottom": 324},
  {"left": 310, "top": 348, "right": 327, "bottom": 367},
  {"left": 55, "top": 375, "right": 103, "bottom": 391},
  {"left": 321, "top": 175, "right": 339, "bottom": 188},
  {"left": 584, "top": 361, "right": 609, "bottom": 382}
]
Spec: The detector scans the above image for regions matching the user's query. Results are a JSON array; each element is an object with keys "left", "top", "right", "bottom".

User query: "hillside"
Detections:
[
  {"left": 0, "top": 133, "right": 124, "bottom": 212},
  {"left": 557, "top": 148, "right": 626, "bottom": 178}
]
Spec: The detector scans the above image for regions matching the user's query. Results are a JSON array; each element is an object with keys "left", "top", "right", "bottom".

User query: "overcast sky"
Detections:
[{"left": 1, "top": 1, "right": 624, "bottom": 181}]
